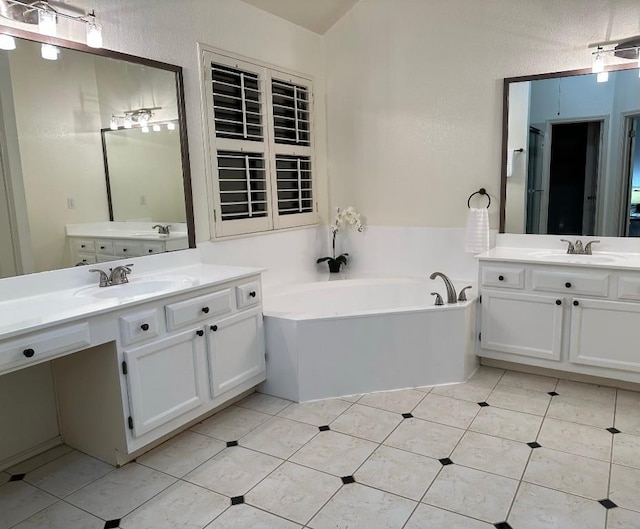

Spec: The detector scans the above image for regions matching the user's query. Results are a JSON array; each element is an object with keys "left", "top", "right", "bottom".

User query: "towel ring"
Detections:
[{"left": 467, "top": 188, "right": 491, "bottom": 209}]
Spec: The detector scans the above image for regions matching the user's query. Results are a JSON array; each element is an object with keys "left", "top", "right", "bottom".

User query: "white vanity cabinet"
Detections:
[
  {"left": 70, "top": 236, "right": 176, "bottom": 266},
  {"left": 478, "top": 259, "right": 640, "bottom": 382}
]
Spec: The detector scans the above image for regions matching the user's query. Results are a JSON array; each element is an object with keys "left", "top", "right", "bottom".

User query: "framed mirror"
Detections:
[
  {"left": 500, "top": 63, "right": 640, "bottom": 237},
  {"left": 0, "top": 24, "right": 194, "bottom": 278}
]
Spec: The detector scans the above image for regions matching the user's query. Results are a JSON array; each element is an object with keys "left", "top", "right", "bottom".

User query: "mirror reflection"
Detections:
[
  {"left": 0, "top": 35, "right": 191, "bottom": 278},
  {"left": 503, "top": 67, "right": 640, "bottom": 237}
]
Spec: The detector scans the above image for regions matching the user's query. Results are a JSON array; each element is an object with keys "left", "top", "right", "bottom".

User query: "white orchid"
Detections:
[{"left": 319, "top": 207, "right": 365, "bottom": 272}]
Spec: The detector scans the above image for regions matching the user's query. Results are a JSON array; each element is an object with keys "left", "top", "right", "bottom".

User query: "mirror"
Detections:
[
  {"left": 501, "top": 64, "right": 640, "bottom": 237},
  {"left": 0, "top": 26, "right": 194, "bottom": 278}
]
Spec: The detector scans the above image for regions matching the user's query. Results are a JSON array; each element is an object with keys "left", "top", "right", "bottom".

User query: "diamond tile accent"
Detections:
[
  {"left": 104, "top": 520, "right": 120, "bottom": 529},
  {"left": 527, "top": 441, "right": 542, "bottom": 448},
  {"left": 318, "top": 425, "right": 331, "bottom": 431},
  {"left": 226, "top": 440, "right": 239, "bottom": 447},
  {"left": 231, "top": 495, "right": 245, "bottom": 505},
  {"left": 478, "top": 401, "right": 490, "bottom": 407},
  {"left": 402, "top": 413, "right": 413, "bottom": 418},
  {"left": 439, "top": 458, "right": 454, "bottom": 466},
  {"left": 9, "top": 473, "right": 25, "bottom": 481},
  {"left": 548, "top": 391, "right": 559, "bottom": 396},
  {"left": 494, "top": 523, "right": 513, "bottom": 529},
  {"left": 599, "top": 498, "right": 618, "bottom": 509},
  {"left": 607, "top": 427, "right": 621, "bottom": 434},
  {"left": 341, "top": 475, "right": 356, "bottom": 484}
]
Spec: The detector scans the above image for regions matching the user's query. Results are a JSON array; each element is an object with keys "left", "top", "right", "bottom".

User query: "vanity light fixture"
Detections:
[
  {"left": 590, "top": 37, "right": 640, "bottom": 82},
  {"left": 37, "top": 5, "right": 56, "bottom": 36},
  {"left": 141, "top": 125, "right": 150, "bottom": 133},
  {"left": 152, "top": 124, "right": 161, "bottom": 132},
  {"left": 40, "top": 42, "right": 58, "bottom": 60},
  {"left": 166, "top": 122, "right": 176, "bottom": 131},
  {"left": 0, "top": 33, "right": 15, "bottom": 50},
  {"left": 109, "top": 116, "right": 118, "bottom": 130},
  {"left": 85, "top": 13, "right": 102, "bottom": 48},
  {"left": 109, "top": 107, "right": 161, "bottom": 130}
]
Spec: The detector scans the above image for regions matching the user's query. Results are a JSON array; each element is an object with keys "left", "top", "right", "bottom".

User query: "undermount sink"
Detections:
[
  {"left": 75, "top": 278, "right": 194, "bottom": 299},
  {"left": 527, "top": 250, "right": 624, "bottom": 264}
]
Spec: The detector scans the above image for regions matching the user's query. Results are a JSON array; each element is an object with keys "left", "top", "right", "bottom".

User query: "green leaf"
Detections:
[
  {"left": 336, "top": 254, "right": 348, "bottom": 265},
  {"left": 316, "top": 257, "right": 332, "bottom": 263}
]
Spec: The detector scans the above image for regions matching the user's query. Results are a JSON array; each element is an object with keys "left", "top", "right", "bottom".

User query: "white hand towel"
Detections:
[
  {"left": 465, "top": 207, "right": 490, "bottom": 254},
  {"left": 506, "top": 149, "right": 515, "bottom": 178}
]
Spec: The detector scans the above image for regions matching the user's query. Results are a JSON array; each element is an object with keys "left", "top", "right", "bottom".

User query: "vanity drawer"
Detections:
[
  {"left": 165, "top": 289, "right": 232, "bottom": 331},
  {"left": 119, "top": 308, "right": 160, "bottom": 346},
  {"left": 96, "top": 240, "right": 114, "bottom": 254},
  {"left": 236, "top": 281, "right": 261, "bottom": 309},
  {"left": 142, "top": 242, "right": 165, "bottom": 255},
  {"left": 617, "top": 275, "right": 640, "bottom": 301},
  {"left": 531, "top": 269, "right": 609, "bottom": 297},
  {"left": 76, "top": 253, "right": 97, "bottom": 266},
  {"left": 72, "top": 239, "right": 95, "bottom": 253},
  {"left": 114, "top": 241, "right": 143, "bottom": 257},
  {"left": 0, "top": 322, "right": 91, "bottom": 371},
  {"left": 481, "top": 266, "right": 525, "bottom": 289}
]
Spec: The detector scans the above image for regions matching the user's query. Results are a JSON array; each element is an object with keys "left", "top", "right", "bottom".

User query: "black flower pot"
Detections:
[{"left": 328, "top": 260, "right": 342, "bottom": 273}]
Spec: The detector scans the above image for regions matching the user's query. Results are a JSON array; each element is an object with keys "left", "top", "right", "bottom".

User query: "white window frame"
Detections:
[{"left": 199, "top": 45, "right": 318, "bottom": 238}]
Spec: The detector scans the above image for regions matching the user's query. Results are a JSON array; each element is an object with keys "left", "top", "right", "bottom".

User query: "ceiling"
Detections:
[{"left": 240, "top": 0, "right": 359, "bottom": 34}]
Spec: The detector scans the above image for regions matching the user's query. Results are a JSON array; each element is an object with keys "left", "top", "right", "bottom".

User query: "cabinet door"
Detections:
[
  {"left": 206, "top": 307, "right": 265, "bottom": 396},
  {"left": 570, "top": 298, "right": 640, "bottom": 372},
  {"left": 481, "top": 290, "right": 564, "bottom": 361},
  {"left": 124, "top": 329, "right": 205, "bottom": 437}
]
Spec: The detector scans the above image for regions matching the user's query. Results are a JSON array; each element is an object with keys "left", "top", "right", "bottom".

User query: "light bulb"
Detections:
[
  {"left": 124, "top": 118, "right": 132, "bottom": 129},
  {"left": 86, "top": 22, "right": 103, "bottom": 48},
  {"left": 110, "top": 116, "right": 118, "bottom": 130},
  {"left": 0, "top": 34, "right": 16, "bottom": 51},
  {"left": 141, "top": 125, "right": 150, "bottom": 133},
  {"left": 38, "top": 9, "right": 57, "bottom": 37},
  {"left": 152, "top": 124, "right": 161, "bottom": 132},
  {"left": 597, "top": 71, "right": 609, "bottom": 83},
  {"left": 41, "top": 44, "right": 59, "bottom": 61},
  {"left": 166, "top": 122, "right": 176, "bottom": 131},
  {"left": 592, "top": 49, "right": 604, "bottom": 74}
]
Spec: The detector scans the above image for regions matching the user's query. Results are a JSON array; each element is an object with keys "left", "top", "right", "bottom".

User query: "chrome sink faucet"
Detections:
[
  {"left": 560, "top": 239, "right": 600, "bottom": 255},
  {"left": 153, "top": 224, "right": 171, "bottom": 235},
  {"left": 429, "top": 272, "right": 457, "bottom": 304},
  {"left": 88, "top": 264, "right": 134, "bottom": 287}
]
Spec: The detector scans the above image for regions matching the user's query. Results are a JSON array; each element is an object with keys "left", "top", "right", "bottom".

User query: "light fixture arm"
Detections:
[{"left": 6, "top": 0, "right": 92, "bottom": 26}]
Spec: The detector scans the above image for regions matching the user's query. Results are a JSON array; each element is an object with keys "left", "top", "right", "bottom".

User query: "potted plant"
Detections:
[{"left": 316, "top": 207, "right": 364, "bottom": 273}]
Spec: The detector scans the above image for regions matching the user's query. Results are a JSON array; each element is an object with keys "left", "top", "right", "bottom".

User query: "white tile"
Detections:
[
  {"left": 356, "top": 388, "right": 426, "bottom": 414},
  {"left": 185, "top": 446, "right": 281, "bottom": 497},
  {"left": 617, "top": 389, "right": 640, "bottom": 407},
  {"left": 329, "top": 403, "right": 402, "bottom": 442},
  {"left": 498, "top": 371, "right": 558, "bottom": 393},
  {"left": 615, "top": 403, "right": 640, "bottom": 436},
  {"left": 277, "top": 398, "right": 351, "bottom": 427},
  {"left": 556, "top": 380, "right": 616, "bottom": 404},
  {"left": 246, "top": 462, "right": 341, "bottom": 524},
  {"left": 137, "top": 430, "right": 225, "bottom": 478},
  {"left": 120, "top": 480, "right": 228, "bottom": 529},
  {"left": 610, "top": 464, "right": 640, "bottom": 512},
  {"left": 451, "top": 431, "right": 531, "bottom": 479},
  {"left": 508, "top": 482, "right": 605, "bottom": 529},
  {"left": 11, "top": 501, "right": 103, "bottom": 529},
  {"left": 205, "top": 504, "right": 301, "bottom": 529},
  {"left": 523, "top": 447, "right": 610, "bottom": 500},
  {"left": 190, "top": 406, "right": 271, "bottom": 441},
  {"left": 470, "top": 407, "right": 543, "bottom": 443},
  {"left": 431, "top": 382, "right": 492, "bottom": 403},
  {"left": 468, "top": 366, "right": 505, "bottom": 388},
  {"left": 423, "top": 464, "right": 518, "bottom": 523},
  {"left": 613, "top": 433, "right": 640, "bottom": 469},
  {"left": 66, "top": 463, "right": 176, "bottom": 519},
  {"left": 7, "top": 446, "right": 73, "bottom": 475},
  {"left": 537, "top": 418, "right": 612, "bottom": 461},
  {"left": 547, "top": 395, "right": 615, "bottom": 428},
  {"left": 404, "top": 503, "right": 494, "bottom": 529},
  {"left": 308, "top": 483, "right": 416, "bottom": 529},
  {"left": 290, "top": 430, "right": 376, "bottom": 476},
  {"left": 237, "top": 392, "right": 292, "bottom": 415},
  {"left": 354, "top": 445, "right": 441, "bottom": 500},
  {"left": 607, "top": 507, "right": 640, "bottom": 529},
  {"left": 487, "top": 385, "right": 551, "bottom": 416},
  {"left": 24, "top": 451, "right": 113, "bottom": 498},
  {"left": 412, "top": 393, "right": 480, "bottom": 429},
  {"left": 0, "top": 481, "right": 57, "bottom": 529},
  {"left": 239, "top": 416, "right": 318, "bottom": 459},
  {"left": 384, "top": 418, "right": 464, "bottom": 459}
]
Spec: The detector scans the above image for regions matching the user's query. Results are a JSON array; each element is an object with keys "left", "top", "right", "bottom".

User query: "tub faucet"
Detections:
[{"left": 429, "top": 272, "right": 457, "bottom": 304}]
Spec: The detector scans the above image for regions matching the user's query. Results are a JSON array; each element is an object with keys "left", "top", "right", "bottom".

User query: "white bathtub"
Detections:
[{"left": 261, "top": 277, "right": 478, "bottom": 402}]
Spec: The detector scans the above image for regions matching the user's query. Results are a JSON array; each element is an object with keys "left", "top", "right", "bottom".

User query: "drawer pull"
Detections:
[
  {"left": 210, "top": 325, "right": 218, "bottom": 332},
  {"left": 573, "top": 300, "right": 579, "bottom": 306},
  {"left": 555, "top": 299, "right": 562, "bottom": 305},
  {"left": 196, "top": 330, "right": 204, "bottom": 337},
  {"left": 148, "top": 249, "right": 153, "bottom": 253},
  {"left": 140, "top": 323, "right": 149, "bottom": 331},
  {"left": 100, "top": 246, "right": 105, "bottom": 250},
  {"left": 202, "top": 307, "right": 210, "bottom": 314},
  {"left": 565, "top": 282, "right": 572, "bottom": 288},
  {"left": 249, "top": 291, "right": 257, "bottom": 298},
  {"left": 23, "top": 348, "right": 35, "bottom": 358},
  {"left": 122, "top": 248, "right": 127, "bottom": 252},
  {"left": 498, "top": 275, "right": 504, "bottom": 281},
  {"left": 81, "top": 244, "right": 86, "bottom": 248}
]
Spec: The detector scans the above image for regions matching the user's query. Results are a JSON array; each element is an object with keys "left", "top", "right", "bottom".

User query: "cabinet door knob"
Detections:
[
  {"left": 23, "top": 348, "right": 35, "bottom": 358},
  {"left": 81, "top": 244, "right": 86, "bottom": 248},
  {"left": 565, "top": 282, "right": 572, "bottom": 288},
  {"left": 573, "top": 300, "right": 579, "bottom": 306},
  {"left": 498, "top": 275, "right": 504, "bottom": 281},
  {"left": 210, "top": 325, "right": 218, "bottom": 332},
  {"left": 202, "top": 307, "right": 210, "bottom": 314},
  {"left": 196, "top": 330, "right": 204, "bottom": 337},
  {"left": 140, "top": 323, "right": 149, "bottom": 331},
  {"left": 249, "top": 291, "right": 256, "bottom": 298},
  {"left": 148, "top": 249, "right": 153, "bottom": 253},
  {"left": 100, "top": 246, "right": 105, "bottom": 250},
  {"left": 555, "top": 299, "right": 562, "bottom": 305},
  {"left": 123, "top": 248, "right": 127, "bottom": 252}
]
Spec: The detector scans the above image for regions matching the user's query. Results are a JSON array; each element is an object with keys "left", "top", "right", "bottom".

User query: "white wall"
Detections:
[{"left": 324, "top": 0, "right": 640, "bottom": 230}]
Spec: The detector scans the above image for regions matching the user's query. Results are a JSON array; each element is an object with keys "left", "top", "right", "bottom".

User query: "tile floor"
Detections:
[{"left": 2, "top": 367, "right": 640, "bottom": 529}]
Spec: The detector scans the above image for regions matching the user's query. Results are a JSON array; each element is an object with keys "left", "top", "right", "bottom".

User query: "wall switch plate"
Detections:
[
  {"left": 140, "top": 196, "right": 146, "bottom": 205},
  {"left": 67, "top": 198, "right": 75, "bottom": 209}
]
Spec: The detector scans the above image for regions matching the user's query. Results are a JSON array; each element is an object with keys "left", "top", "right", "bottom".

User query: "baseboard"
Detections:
[{"left": 0, "top": 436, "right": 63, "bottom": 472}]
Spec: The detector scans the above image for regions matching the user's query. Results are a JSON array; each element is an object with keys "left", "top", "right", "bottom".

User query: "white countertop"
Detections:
[
  {"left": 65, "top": 221, "right": 188, "bottom": 241},
  {"left": 0, "top": 263, "right": 263, "bottom": 341}
]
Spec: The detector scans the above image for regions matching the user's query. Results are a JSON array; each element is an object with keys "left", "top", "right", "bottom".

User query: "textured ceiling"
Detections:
[{"left": 240, "top": 0, "right": 359, "bottom": 34}]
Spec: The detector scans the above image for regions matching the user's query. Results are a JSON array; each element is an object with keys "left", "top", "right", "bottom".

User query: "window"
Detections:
[{"left": 202, "top": 50, "right": 317, "bottom": 237}]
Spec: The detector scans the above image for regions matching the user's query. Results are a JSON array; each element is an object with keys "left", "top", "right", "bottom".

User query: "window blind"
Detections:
[
  {"left": 271, "top": 79, "right": 310, "bottom": 146},
  {"left": 276, "top": 155, "right": 313, "bottom": 215},
  {"left": 217, "top": 151, "right": 268, "bottom": 220}
]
